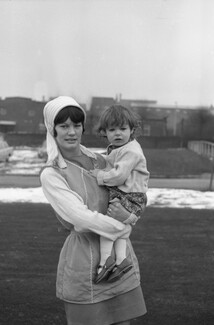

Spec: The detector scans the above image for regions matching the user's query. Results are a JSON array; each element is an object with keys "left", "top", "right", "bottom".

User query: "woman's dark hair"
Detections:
[
  {"left": 96, "top": 105, "right": 141, "bottom": 139},
  {"left": 54, "top": 106, "right": 85, "bottom": 137}
]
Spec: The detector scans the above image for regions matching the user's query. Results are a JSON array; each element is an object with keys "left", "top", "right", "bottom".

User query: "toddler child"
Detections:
[{"left": 90, "top": 105, "right": 150, "bottom": 284}]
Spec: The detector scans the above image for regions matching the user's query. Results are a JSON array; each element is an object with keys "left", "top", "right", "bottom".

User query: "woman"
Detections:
[{"left": 40, "top": 96, "right": 147, "bottom": 325}]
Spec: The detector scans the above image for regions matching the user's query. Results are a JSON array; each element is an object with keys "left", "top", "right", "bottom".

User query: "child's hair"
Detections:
[
  {"left": 97, "top": 105, "right": 141, "bottom": 138},
  {"left": 54, "top": 106, "right": 85, "bottom": 137}
]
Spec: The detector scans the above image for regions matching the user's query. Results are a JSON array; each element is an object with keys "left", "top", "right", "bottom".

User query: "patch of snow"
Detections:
[
  {"left": 1, "top": 148, "right": 214, "bottom": 209},
  {"left": 0, "top": 187, "right": 214, "bottom": 209},
  {"left": 147, "top": 188, "right": 214, "bottom": 209},
  {"left": 2, "top": 148, "right": 105, "bottom": 175},
  {"left": 3, "top": 149, "right": 45, "bottom": 175},
  {"left": 0, "top": 188, "right": 47, "bottom": 204}
]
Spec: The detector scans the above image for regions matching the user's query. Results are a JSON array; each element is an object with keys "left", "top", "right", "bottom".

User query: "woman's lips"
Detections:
[{"left": 65, "top": 138, "right": 76, "bottom": 143}]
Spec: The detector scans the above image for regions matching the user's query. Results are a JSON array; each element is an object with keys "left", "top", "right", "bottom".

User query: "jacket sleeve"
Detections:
[
  {"left": 40, "top": 167, "right": 131, "bottom": 241},
  {"left": 96, "top": 149, "right": 140, "bottom": 186}
]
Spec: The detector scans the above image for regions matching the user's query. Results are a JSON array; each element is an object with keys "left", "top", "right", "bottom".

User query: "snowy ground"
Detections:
[
  {"left": 0, "top": 187, "right": 214, "bottom": 210},
  {"left": 1, "top": 147, "right": 46, "bottom": 175},
  {"left": 1, "top": 148, "right": 214, "bottom": 209}
]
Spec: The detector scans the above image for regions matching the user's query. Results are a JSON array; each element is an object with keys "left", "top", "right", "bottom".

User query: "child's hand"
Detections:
[{"left": 89, "top": 169, "right": 99, "bottom": 178}]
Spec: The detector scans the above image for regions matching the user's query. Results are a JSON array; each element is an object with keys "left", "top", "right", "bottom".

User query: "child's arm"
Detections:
[
  {"left": 95, "top": 149, "right": 141, "bottom": 186},
  {"left": 90, "top": 168, "right": 100, "bottom": 178}
]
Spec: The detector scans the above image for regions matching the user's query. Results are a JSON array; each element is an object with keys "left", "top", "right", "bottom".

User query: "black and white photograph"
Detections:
[{"left": 0, "top": 1, "right": 214, "bottom": 324}]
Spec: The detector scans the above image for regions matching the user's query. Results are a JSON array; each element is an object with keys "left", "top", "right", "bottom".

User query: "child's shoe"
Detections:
[
  {"left": 107, "top": 258, "right": 133, "bottom": 283},
  {"left": 94, "top": 256, "right": 116, "bottom": 284}
]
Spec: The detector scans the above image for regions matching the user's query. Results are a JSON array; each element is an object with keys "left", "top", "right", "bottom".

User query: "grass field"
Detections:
[
  {"left": 1, "top": 147, "right": 213, "bottom": 179},
  {"left": 0, "top": 203, "right": 214, "bottom": 325},
  {"left": 143, "top": 148, "right": 212, "bottom": 177}
]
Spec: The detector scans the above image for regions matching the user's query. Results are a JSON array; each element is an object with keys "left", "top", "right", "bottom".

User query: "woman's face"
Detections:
[{"left": 54, "top": 118, "right": 83, "bottom": 155}]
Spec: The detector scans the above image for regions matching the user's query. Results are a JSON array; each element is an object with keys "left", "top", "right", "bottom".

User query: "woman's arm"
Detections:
[
  {"left": 40, "top": 168, "right": 131, "bottom": 242},
  {"left": 108, "top": 199, "right": 139, "bottom": 225}
]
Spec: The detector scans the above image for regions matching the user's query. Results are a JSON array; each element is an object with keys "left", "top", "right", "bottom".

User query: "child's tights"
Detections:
[{"left": 99, "top": 236, "right": 127, "bottom": 266}]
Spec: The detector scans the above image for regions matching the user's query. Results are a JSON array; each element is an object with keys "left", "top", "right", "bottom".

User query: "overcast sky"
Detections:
[{"left": 1, "top": 0, "right": 214, "bottom": 106}]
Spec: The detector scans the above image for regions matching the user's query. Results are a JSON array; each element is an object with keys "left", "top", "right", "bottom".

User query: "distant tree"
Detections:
[
  {"left": 197, "top": 109, "right": 212, "bottom": 138},
  {"left": 183, "top": 108, "right": 214, "bottom": 140}
]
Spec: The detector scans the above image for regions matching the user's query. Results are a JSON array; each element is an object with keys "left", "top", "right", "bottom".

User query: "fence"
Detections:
[
  {"left": 188, "top": 140, "right": 214, "bottom": 191},
  {"left": 188, "top": 140, "right": 214, "bottom": 159}
]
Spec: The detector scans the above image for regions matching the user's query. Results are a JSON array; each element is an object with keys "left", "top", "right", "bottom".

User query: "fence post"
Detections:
[{"left": 209, "top": 157, "right": 214, "bottom": 191}]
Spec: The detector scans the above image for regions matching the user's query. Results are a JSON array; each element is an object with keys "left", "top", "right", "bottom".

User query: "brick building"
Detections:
[
  {"left": 0, "top": 96, "right": 211, "bottom": 140},
  {"left": 0, "top": 97, "right": 45, "bottom": 133}
]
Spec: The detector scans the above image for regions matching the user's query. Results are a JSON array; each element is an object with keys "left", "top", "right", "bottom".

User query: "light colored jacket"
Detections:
[
  {"left": 40, "top": 148, "right": 141, "bottom": 304},
  {"left": 97, "top": 139, "right": 150, "bottom": 193}
]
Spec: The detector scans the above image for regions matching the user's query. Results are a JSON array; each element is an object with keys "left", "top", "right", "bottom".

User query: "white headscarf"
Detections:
[{"left": 43, "top": 96, "right": 87, "bottom": 167}]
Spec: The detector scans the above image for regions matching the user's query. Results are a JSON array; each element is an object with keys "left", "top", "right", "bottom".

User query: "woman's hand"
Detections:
[
  {"left": 89, "top": 169, "right": 99, "bottom": 177},
  {"left": 107, "top": 198, "right": 130, "bottom": 223}
]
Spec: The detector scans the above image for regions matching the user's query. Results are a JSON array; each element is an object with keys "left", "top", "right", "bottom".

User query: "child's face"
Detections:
[{"left": 105, "top": 124, "right": 133, "bottom": 147}]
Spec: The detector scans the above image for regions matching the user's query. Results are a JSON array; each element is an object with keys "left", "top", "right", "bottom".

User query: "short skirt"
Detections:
[{"left": 64, "top": 286, "right": 147, "bottom": 325}]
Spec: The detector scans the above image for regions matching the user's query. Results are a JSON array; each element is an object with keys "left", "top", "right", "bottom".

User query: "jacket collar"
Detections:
[{"left": 51, "top": 144, "right": 97, "bottom": 169}]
